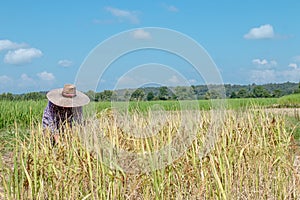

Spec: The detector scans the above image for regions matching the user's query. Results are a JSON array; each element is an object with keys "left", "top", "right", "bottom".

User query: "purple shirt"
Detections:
[{"left": 42, "top": 101, "right": 83, "bottom": 133}]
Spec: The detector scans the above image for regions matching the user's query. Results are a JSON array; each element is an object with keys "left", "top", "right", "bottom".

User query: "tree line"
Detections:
[{"left": 1, "top": 82, "right": 299, "bottom": 101}]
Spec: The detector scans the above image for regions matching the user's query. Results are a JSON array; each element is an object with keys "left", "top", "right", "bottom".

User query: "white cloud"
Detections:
[
  {"left": 37, "top": 71, "right": 55, "bottom": 81},
  {"left": 289, "top": 63, "right": 298, "bottom": 69},
  {"left": 252, "top": 58, "right": 277, "bottom": 68},
  {"left": 166, "top": 5, "right": 179, "bottom": 12},
  {"left": 0, "top": 40, "right": 27, "bottom": 51},
  {"left": 166, "top": 75, "right": 191, "bottom": 86},
  {"left": 0, "top": 75, "right": 13, "bottom": 84},
  {"left": 15, "top": 73, "right": 55, "bottom": 90},
  {"left": 21, "top": 74, "right": 33, "bottom": 82},
  {"left": 168, "top": 75, "right": 180, "bottom": 84},
  {"left": 280, "top": 68, "right": 300, "bottom": 82},
  {"left": 161, "top": 3, "right": 179, "bottom": 12},
  {"left": 292, "top": 55, "right": 300, "bottom": 62},
  {"left": 1, "top": 73, "right": 57, "bottom": 92},
  {"left": 132, "top": 29, "right": 151, "bottom": 40},
  {"left": 252, "top": 59, "right": 268, "bottom": 65},
  {"left": 250, "top": 59, "right": 300, "bottom": 83},
  {"left": 4, "top": 48, "right": 43, "bottom": 64},
  {"left": 105, "top": 7, "right": 139, "bottom": 24},
  {"left": 116, "top": 76, "right": 141, "bottom": 89},
  {"left": 270, "top": 60, "right": 278, "bottom": 66},
  {"left": 58, "top": 59, "right": 73, "bottom": 67},
  {"left": 167, "top": 5, "right": 178, "bottom": 12},
  {"left": 250, "top": 67, "right": 300, "bottom": 84},
  {"left": 18, "top": 73, "right": 36, "bottom": 88},
  {"left": 189, "top": 79, "right": 197, "bottom": 84},
  {"left": 244, "top": 24, "right": 275, "bottom": 39},
  {"left": 0, "top": 75, "right": 13, "bottom": 90},
  {"left": 105, "top": 7, "right": 135, "bottom": 18},
  {"left": 250, "top": 69, "right": 276, "bottom": 84}
]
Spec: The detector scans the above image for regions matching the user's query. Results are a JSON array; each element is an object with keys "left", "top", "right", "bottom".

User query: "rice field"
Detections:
[
  {"left": 0, "top": 98, "right": 279, "bottom": 130},
  {"left": 0, "top": 98, "right": 300, "bottom": 199}
]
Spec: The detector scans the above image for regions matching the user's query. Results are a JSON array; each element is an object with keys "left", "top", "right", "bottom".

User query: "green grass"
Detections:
[
  {"left": 278, "top": 93, "right": 300, "bottom": 107},
  {"left": 0, "top": 100, "right": 47, "bottom": 152},
  {"left": 0, "top": 97, "right": 290, "bottom": 131},
  {"left": 283, "top": 108, "right": 300, "bottom": 140},
  {"left": 0, "top": 100, "right": 47, "bottom": 130},
  {"left": 225, "top": 98, "right": 278, "bottom": 109},
  {"left": 90, "top": 98, "right": 278, "bottom": 113},
  {"left": 286, "top": 116, "right": 300, "bottom": 140}
]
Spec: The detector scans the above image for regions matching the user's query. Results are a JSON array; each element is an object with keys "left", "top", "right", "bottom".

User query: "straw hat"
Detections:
[{"left": 46, "top": 84, "right": 90, "bottom": 107}]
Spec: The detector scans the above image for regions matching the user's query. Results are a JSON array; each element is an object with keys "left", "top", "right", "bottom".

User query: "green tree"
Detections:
[
  {"left": 130, "top": 89, "right": 145, "bottom": 101},
  {"left": 22, "top": 92, "right": 45, "bottom": 100},
  {"left": 111, "top": 92, "right": 118, "bottom": 101},
  {"left": 204, "top": 90, "right": 222, "bottom": 100},
  {"left": 86, "top": 90, "right": 96, "bottom": 101},
  {"left": 124, "top": 90, "right": 131, "bottom": 100},
  {"left": 252, "top": 86, "right": 270, "bottom": 98},
  {"left": 237, "top": 88, "right": 248, "bottom": 98},
  {"left": 0, "top": 93, "right": 14, "bottom": 100},
  {"left": 174, "top": 86, "right": 195, "bottom": 100},
  {"left": 98, "top": 90, "right": 114, "bottom": 101},
  {"left": 146, "top": 91, "right": 155, "bottom": 101},
  {"left": 230, "top": 91, "right": 237, "bottom": 98},
  {"left": 294, "top": 82, "right": 300, "bottom": 93},
  {"left": 158, "top": 86, "right": 169, "bottom": 100},
  {"left": 272, "top": 89, "right": 282, "bottom": 97}
]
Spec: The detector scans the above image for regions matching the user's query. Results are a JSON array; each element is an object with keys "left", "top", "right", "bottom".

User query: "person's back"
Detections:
[
  {"left": 42, "top": 84, "right": 90, "bottom": 142},
  {"left": 42, "top": 101, "right": 83, "bottom": 132}
]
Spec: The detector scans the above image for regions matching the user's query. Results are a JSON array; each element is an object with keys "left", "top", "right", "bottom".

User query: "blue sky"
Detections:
[{"left": 1, "top": 0, "right": 300, "bottom": 93}]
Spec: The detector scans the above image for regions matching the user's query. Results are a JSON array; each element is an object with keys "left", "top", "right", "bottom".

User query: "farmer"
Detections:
[{"left": 42, "top": 84, "right": 90, "bottom": 143}]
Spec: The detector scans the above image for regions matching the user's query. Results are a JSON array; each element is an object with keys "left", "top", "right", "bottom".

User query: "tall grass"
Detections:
[
  {"left": 0, "top": 100, "right": 47, "bottom": 130},
  {"left": 278, "top": 93, "right": 300, "bottom": 107},
  {"left": 0, "top": 108, "right": 298, "bottom": 199},
  {"left": 0, "top": 100, "right": 47, "bottom": 152},
  {"left": 0, "top": 98, "right": 281, "bottom": 131}
]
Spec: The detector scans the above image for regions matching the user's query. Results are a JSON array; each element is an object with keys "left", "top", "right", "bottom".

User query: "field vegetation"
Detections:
[
  {"left": 278, "top": 93, "right": 300, "bottom": 107},
  {"left": 0, "top": 98, "right": 280, "bottom": 131},
  {"left": 0, "top": 96, "right": 300, "bottom": 199}
]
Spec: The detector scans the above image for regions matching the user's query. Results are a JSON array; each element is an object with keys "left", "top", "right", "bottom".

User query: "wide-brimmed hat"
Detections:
[{"left": 46, "top": 84, "right": 90, "bottom": 107}]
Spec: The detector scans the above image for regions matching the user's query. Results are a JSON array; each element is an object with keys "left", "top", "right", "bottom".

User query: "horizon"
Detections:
[
  {"left": 1, "top": 81, "right": 298, "bottom": 95},
  {"left": 1, "top": 1, "right": 300, "bottom": 94}
]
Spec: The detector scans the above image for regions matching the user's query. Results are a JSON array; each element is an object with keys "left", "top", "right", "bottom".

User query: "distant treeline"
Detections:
[{"left": 1, "top": 82, "right": 299, "bottom": 101}]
